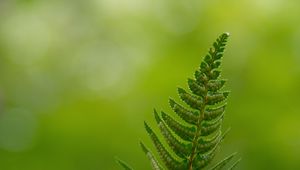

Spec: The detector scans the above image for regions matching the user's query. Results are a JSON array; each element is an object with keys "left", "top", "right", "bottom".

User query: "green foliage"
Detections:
[{"left": 118, "top": 33, "right": 240, "bottom": 169}]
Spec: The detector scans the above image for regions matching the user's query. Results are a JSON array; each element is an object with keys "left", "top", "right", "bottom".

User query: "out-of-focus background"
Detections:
[{"left": 0, "top": 0, "right": 300, "bottom": 169}]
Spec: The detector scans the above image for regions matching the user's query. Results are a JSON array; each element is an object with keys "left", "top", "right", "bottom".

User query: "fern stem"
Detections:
[
  {"left": 188, "top": 89, "right": 208, "bottom": 170},
  {"left": 188, "top": 33, "right": 224, "bottom": 169}
]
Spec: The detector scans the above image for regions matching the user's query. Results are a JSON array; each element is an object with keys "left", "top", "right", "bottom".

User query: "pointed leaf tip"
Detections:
[
  {"left": 169, "top": 98, "right": 175, "bottom": 108},
  {"left": 224, "top": 91, "right": 230, "bottom": 97},
  {"left": 153, "top": 110, "right": 161, "bottom": 123},
  {"left": 116, "top": 158, "right": 134, "bottom": 170},
  {"left": 228, "top": 157, "right": 242, "bottom": 170},
  {"left": 139, "top": 142, "right": 163, "bottom": 170},
  {"left": 224, "top": 32, "right": 230, "bottom": 36},
  {"left": 209, "top": 152, "right": 237, "bottom": 170},
  {"left": 140, "top": 141, "right": 148, "bottom": 154},
  {"left": 144, "top": 121, "right": 152, "bottom": 134},
  {"left": 178, "top": 87, "right": 186, "bottom": 94}
]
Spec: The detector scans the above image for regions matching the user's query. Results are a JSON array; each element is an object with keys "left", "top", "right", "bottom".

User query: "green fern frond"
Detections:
[{"left": 117, "top": 33, "right": 240, "bottom": 170}]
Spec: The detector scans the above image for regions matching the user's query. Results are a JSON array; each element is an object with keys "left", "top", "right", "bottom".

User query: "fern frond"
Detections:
[
  {"left": 117, "top": 33, "right": 240, "bottom": 170},
  {"left": 142, "top": 32, "right": 239, "bottom": 170}
]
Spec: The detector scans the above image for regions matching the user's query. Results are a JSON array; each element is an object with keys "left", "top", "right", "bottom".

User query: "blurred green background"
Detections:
[{"left": 1, "top": 0, "right": 300, "bottom": 169}]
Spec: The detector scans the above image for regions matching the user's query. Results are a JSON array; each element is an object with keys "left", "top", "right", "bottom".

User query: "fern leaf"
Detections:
[
  {"left": 204, "top": 104, "right": 226, "bottom": 121},
  {"left": 169, "top": 98, "right": 199, "bottom": 125},
  {"left": 201, "top": 115, "right": 224, "bottom": 136},
  {"left": 116, "top": 158, "right": 134, "bottom": 170},
  {"left": 118, "top": 33, "right": 240, "bottom": 170},
  {"left": 206, "top": 92, "right": 229, "bottom": 105},
  {"left": 193, "top": 139, "right": 220, "bottom": 169},
  {"left": 154, "top": 109, "right": 191, "bottom": 158},
  {"left": 207, "top": 79, "right": 227, "bottom": 92},
  {"left": 195, "top": 70, "right": 208, "bottom": 85},
  {"left": 178, "top": 88, "right": 203, "bottom": 110},
  {"left": 161, "top": 111, "right": 196, "bottom": 142},
  {"left": 197, "top": 131, "right": 222, "bottom": 153},
  {"left": 228, "top": 158, "right": 241, "bottom": 170},
  {"left": 209, "top": 152, "right": 237, "bottom": 170},
  {"left": 144, "top": 122, "right": 185, "bottom": 170},
  {"left": 140, "top": 142, "right": 163, "bottom": 170},
  {"left": 188, "top": 78, "right": 206, "bottom": 97}
]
